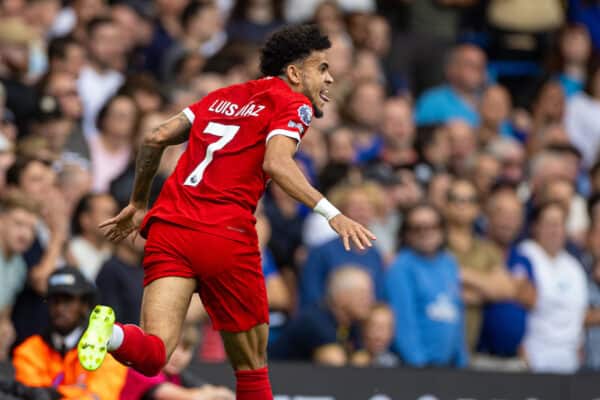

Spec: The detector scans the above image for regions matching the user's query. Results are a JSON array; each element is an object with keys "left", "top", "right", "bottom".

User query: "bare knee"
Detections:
[
  {"left": 221, "top": 323, "right": 269, "bottom": 371},
  {"left": 139, "top": 277, "right": 197, "bottom": 359}
]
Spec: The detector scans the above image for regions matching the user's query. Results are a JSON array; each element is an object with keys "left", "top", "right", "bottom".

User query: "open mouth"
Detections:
[{"left": 319, "top": 90, "right": 330, "bottom": 103}]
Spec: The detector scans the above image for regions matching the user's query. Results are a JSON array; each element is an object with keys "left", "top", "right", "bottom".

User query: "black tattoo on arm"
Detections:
[{"left": 129, "top": 113, "right": 192, "bottom": 207}]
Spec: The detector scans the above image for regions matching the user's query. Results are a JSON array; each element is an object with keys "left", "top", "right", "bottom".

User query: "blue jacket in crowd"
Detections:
[
  {"left": 386, "top": 248, "right": 468, "bottom": 367},
  {"left": 299, "top": 237, "right": 386, "bottom": 309},
  {"left": 477, "top": 247, "right": 535, "bottom": 357}
]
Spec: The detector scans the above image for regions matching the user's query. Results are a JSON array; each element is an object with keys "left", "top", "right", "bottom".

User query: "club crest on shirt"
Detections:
[{"left": 297, "top": 104, "right": 312, "bottom": 126}]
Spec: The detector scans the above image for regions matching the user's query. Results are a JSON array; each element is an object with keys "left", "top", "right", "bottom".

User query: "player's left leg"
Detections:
[
  {"left": 221, "top": 323, "right": 272, "bottom": 400},
  {"left": 79, "top": 276, "right": 197, "bottom": 376}
]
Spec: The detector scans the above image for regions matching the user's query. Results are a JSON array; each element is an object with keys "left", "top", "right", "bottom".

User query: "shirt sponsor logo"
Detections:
[{"left": 288, "top": 120, "right": 304, "bottom": 134}]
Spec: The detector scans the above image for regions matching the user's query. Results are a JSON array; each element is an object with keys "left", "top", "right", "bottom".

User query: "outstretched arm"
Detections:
[
  {"left": 130, "top": 112, "right": 191, "bottom": 207},
  {"left": 101, "top": 112, "right": 191, "bottom": 242},
  {"left": 263, "top": 135, "right": 375, "bottom": 251}
]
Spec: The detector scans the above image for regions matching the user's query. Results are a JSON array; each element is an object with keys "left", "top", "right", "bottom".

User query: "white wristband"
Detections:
[{"left": 314, "top": 198, "right": 341, "bottom": 221}]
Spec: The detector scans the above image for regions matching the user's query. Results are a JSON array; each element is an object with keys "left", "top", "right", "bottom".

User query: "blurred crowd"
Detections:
[{"left": 3, "top": 0, "right": 600, "bottom": 398}]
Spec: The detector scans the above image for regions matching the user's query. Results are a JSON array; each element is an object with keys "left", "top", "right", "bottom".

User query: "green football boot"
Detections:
[{"left": 78, "top": 305, "right": 115, "bottom": 371}]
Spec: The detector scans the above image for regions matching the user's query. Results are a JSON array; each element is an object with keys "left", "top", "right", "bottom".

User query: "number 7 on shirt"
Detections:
[{"left": 184, "top": 122, "right": 240, "bottom": 187}]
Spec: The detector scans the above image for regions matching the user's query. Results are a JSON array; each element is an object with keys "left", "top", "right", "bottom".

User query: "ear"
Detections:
[{"left": 285, "top": 63, "right": 302, "bottom": 87}]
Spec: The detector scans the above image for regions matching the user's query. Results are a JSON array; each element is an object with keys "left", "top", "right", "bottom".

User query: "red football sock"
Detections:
[
  {"left": 110, "top": 323, "right": 166, "bottom": 377},
  {"left": 235, "top": 367, "right": 273, "bottom": 400}
]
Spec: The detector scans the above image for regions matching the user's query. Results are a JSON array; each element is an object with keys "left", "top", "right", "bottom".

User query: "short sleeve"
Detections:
[
  {"left": 266, "top": 99, "right": 313, "bottom": 144},
  {"left": 182, "top": 92, "right": 218, "bottom": 124},
  {"left": 182, "top": 99, "right": 204, "bottom": 124}
]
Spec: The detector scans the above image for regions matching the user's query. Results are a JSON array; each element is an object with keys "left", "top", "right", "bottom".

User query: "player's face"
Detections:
[{"left": 300, "top": 50, "right": 334, "bottom": 118}]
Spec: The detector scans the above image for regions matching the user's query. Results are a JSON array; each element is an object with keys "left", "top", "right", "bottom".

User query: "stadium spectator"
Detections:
[
  {"left": 565, "top": 63, "right": 600, "bottom": 169},
  {"left": 475, "top": 188, "right": 535, "bottom": 371},
  {"left": 547, "top": 24, "right": 594, "bottom": 98},
  {"left": 263, "top": 182, "right": 304, "bottom": 272},
  {"left": 528, "top": 80, "right": 566, "bottom": 154},
  {"left": 469, "top": 152, "right": 501, "bottom": 201},
  {"left": 365, "top": 165, "right": 422, "bottom": 262},
  {"left": 56, "top": 159, "right": 93, "bottom": 216},
  {"left": 47, "top": 36, "right": 86, "bottom": 77},
  {"left": 120, "top": 322, "right": 235, "bottom": 399},
  {"left": 117, "top": 74, "right": 165, "bottom": 116},
  {"left": 387, "top": 203, "right": 468, "bottom": 367},
  {"left": 65, "top": 0, "right": 110, "bottom": 43},
  {"left": 109, "top": 111, "right": 171, "bottom": 209},
  {"left": 536, "top": 177, "right": 589, "bottom": 246},
  {"left": 256, "top": 204, "right": 292, "bottom": 343},
  {"left": 66, "top": 193, "right": 116, "bottom": 281},
  {"left": 351, "top": 303, "right": 399, "bottom": 367},
  {"left": 88, "top": 94, "right": 139, "bottom": 192},
  {"left": 12, "top": 267, "right": 127, "bottom": 399},
  {"left": 7, "top": 157, "right": 69, "bottom": 345},
  {"left": 427, "top": 171, "right": 453, "bottom": 211},
  {"left": 364, "top": 97, "right": 416, "bottom": 168},
  {"left": 270, "top": 266, "right": 374, "bottom": 365},
  {"left": 78, "top": 17, "right": 125, "bottom": 136},
  {"left": 312, "top": 1, "right": 345, "bottom": 37},
  {"left": 344, "top": 80, "right": 386, "bottom": 150},
  {"left": 0, "top": 191, "right": 39, "bottom": 315},
  {"left": 413, "top": 123, "right": 451, "bottom": 186},
  {"left": 41, "top": 71, "right": 88, "bottom": 159},
  {"left": 299, "top": 182, "right": 386, "bottom": 309},
  {"left": 445, "top": 179, "right": 514, "bottom": 352},
  {"left": 446, "top": 119, "right": 477, "bottom": 176},
  {"left": 0, "top": 18, "right": 39, "bottom": 134},
  {"left": 478, "top": 84, "right": 514, "bottom": 146},
  {"left": 327, "top": 126, "right": 356, "bottom": 165},
  {"left": 487, "top": 137, "right": 527, "bottom": 187},
  {"left": 227, "top": 0, "right": 285, "bottom": 45},
  {"left": 415, "top": 44, "right": 487, "bottom": 127},
  {"left": 519, "top": 202, "right": 588, "bottom": 373},
  {"left": 28, "top": 96, "right": 80, "bottom": 163},
  {"left": 95, "top": 231, "right": 143, "bottom": 326},
  {"left": 583, "top": 200, "right": 600, "bottom": 370},
  {"left": 161, "top": 1, "right": 226, "bottom": 82},
  {"left": 111, "top": 3, "right": 155, "bottom": 73}
]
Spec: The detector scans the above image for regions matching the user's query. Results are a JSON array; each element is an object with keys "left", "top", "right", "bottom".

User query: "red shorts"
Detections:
[{"left": 142, "top": 220, "right": 269, "bottom": 332}]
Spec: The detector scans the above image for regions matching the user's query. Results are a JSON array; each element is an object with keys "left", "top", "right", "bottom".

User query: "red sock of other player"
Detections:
[
  {"left": 235, "top": 367, "right": 273, "bottom": 400},
  {"left": 109, "top": 323, "right": 166, "bottom": 377}
]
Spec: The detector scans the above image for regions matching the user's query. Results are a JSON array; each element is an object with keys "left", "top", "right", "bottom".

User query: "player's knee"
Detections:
[
  {"left": 222, "top": 326, "right": 268, "bottom": 371},
  {"left": 231, "top": 348, "right": 267, "bottom": 371}
]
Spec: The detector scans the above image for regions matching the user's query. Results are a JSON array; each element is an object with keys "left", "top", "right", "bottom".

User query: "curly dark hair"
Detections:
[{"left": 260, "top": 24, "right": 331, "bottom": 77}]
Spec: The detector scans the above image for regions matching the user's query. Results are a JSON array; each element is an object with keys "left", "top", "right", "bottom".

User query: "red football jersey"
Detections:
[{"left": 140, "top": 77, "right": 313, "bottom": 244}]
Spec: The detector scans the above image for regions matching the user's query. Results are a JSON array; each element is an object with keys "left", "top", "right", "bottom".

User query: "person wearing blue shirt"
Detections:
[
  {"left": 269, "top": 266, "right": 373, "bottom": 365},
  {"left": 475, "top": 188, "right": 536, "bottom": 371},
  {"left": 415, "top": 44, "right": 487, "bottom": 127},
  {"left": 299, "top": 237, "right": 386, "bottom": 309},
  {"left": 477, "top": 248, "right": 534, "bottom": 357},
  {"left": 387, "top": 204, "right": 468, "bottom": 367}
]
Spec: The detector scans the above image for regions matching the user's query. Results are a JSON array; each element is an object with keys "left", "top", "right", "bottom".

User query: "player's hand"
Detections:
[
  {"left": 329, "top": 214, "right": 376, "bottom": 251},
  {"left": 99, "top": 203, "right": 147, "bottom": 243}
]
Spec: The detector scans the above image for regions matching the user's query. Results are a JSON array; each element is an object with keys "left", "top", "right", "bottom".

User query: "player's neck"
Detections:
[{"left": 278, "top": 75, "right": 301, "bottom": 94}]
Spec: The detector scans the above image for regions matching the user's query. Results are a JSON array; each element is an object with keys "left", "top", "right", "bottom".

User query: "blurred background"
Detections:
[{"left": 2, "top": 0, "right": 600, "bottom": 399}]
